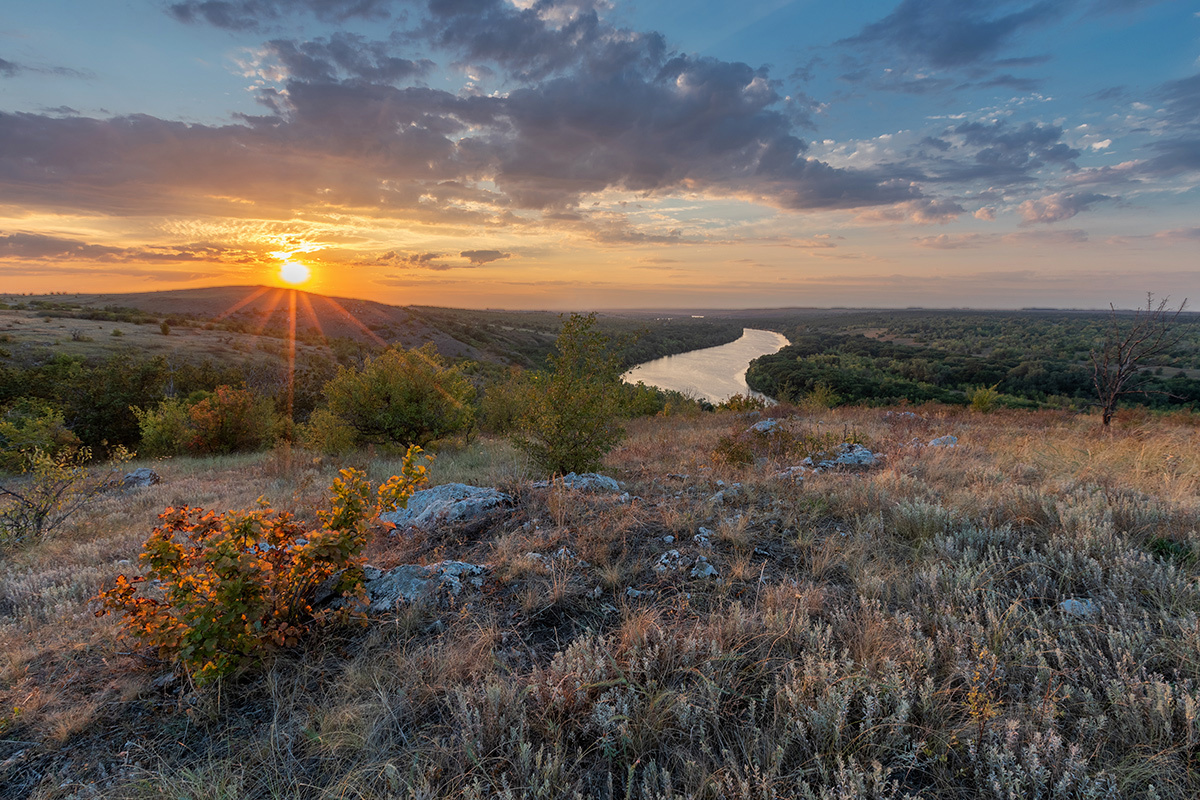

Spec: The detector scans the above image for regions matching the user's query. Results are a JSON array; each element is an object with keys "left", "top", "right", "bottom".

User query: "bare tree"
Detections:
[{"left": 1091, "top": 293, "right": 1188, "bottom": 426}]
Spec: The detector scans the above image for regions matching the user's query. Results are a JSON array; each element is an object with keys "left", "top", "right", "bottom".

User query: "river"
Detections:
[{"left": 622, "top": 328, "right": 790, "bottom": 404}]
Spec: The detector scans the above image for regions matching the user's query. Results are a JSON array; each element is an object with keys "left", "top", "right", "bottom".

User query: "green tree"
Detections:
[
  {"left": 513, "top": 313, "right": 626, "bottom": 474},
  {"left": 322, "top": 343, "right": 475, "bottom": 448}
]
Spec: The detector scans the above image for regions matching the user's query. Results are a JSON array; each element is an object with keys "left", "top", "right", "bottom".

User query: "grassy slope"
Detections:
[{"left": 3, "top": 406, "right": 1200, "bottom": 798}]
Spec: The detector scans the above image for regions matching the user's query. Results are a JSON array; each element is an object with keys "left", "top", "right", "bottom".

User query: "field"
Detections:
[{"left": 3, "top": 403, "right": 1200, "bottom": 798}]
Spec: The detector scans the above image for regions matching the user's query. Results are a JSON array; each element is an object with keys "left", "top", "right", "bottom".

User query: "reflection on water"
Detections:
[{"left": 622, "top": 328, "right": 790, "bottom": 404}]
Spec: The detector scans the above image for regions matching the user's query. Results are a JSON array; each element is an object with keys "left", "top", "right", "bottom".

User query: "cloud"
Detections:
[
  {"left": 858, "top": 198, "right": 965, "bottom": 224},
  {"left": 0, "top": 58, "right": 20, "bottom": 78},
  {"left": 169, "top": 0, "right": 392, "bottom": 31},
  {"left": 460, "top": 249, "right": 511, "bottom": 264},
  {"left": 1017, "top": 191, "right": 1112, "bottom": 224},
  {"left": 0, "top": 231, "right": 258, "bottom": 264},
  {"left": 840, "top": 0, "right": 1064, "bottom": 69},
  {"left": 260, "top": 34, "right": 433, "bottom": 85}
]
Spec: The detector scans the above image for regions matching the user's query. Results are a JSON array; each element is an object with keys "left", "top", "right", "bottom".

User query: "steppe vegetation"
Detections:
[
  {"left": 2, "top": 290, "right": 1200, "bottom": 798},
  {"left": 1, "top": 402, "right": 1199, "bottom": 797}
]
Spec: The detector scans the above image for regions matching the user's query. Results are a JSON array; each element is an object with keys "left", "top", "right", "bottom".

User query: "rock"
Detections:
[
  {"left": 773, "top": 465, "right": 810, "bottom": 481},
  {"left": 533, "top": 472, "right": 621, "bottom": 492},
  {"left": 380, "top": 483, "right": 511, "bottom": 531},
  {"left": 690, "top": 556, "right": 718, "bottom": 579},
  {"left": 122, "top": 468, "right": 160, "bottom": 488},
  {"left": 885, "top": 410, "right": 920, "bottom": 420},
  {"left": 749, "top": 418, "right": 780, "bottom": 434},
  {"left": 626, "top": 587, "right": 654, "bottom": 598},
  {"left": 929, "top": 435, "right": 958, "bottom": 447},
  {"left": 662, "top": 535, "right": 674, "bottom": 544},
  {"left": 364, "top": 560, "right": 487, "bottom": 611},
  {"left": 707, "top": 483, "right": 742, "bottom": 504},
  {"left": 806, "top": 443, "right": 882, "bottom": 470},
  {"left": 693, "top": 531, "right": 712, "bottom": 549},
  {"left": 654, "top": 549, "right": 684, "bottom": 573},
  {"left": 1058, "top": 598, "right": 1098, "bottom": 619}
]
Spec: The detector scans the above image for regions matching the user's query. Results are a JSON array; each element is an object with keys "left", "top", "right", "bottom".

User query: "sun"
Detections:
[{"left": 279, "top": 261, "right": 310, "bottom": 285}]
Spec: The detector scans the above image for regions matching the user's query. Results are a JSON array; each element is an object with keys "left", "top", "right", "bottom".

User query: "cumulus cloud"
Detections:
[{"left": 1017, "top": 192, "right": 1112, "bottom": 224}]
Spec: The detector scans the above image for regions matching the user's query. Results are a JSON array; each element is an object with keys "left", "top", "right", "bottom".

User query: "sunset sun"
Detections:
[{"left": 279, "top": 261, "right": 310, "bottom": 285}]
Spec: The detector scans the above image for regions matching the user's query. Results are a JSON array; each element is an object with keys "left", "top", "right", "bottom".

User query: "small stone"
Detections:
[
  {"left": 662, "top": 535, "right": 674, "bottom": 543},
  {"left": 654, "top": 549, "right": 684, "bottom": 573},
  {"left": 1058, "top": 598, "right": 1098, "bottom": 618},
  {"left": 626, "top": 587, "right": 654, "bottom": 598},
  {"left": 690, "top": 556, "right": 718, "bottom": 579},
  {"left": 749, "top": 418, "right": 780, "bottom": 434},
  {"left": 929, "top": 435, "right": 958, "bottom": 447}
]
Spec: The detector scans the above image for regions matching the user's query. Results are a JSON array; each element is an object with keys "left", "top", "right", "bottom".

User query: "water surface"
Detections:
[{"left": 622, "top": 328, "right": 790, "bottom": 404}]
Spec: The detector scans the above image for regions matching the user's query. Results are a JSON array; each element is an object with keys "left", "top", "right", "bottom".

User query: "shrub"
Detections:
[
  {"left": 0, "top": 398, "right": 81, "bottom": 473},
  {"left": 322, "top": 343, "right": 475, "bottom": 448},
  {"left": 133, "top": 397, "right": 193, "bottom": 457},
  {"left": 97, "top": 447, "right": 430, "bottom": 685},
  {"left": 967, "top": 383, "right": 1002, "bottom": 413},
  {"left": 297, "top": 407, "right": 357, "bottom": 456},
  {"left": 0, "top": 446, "right": 130, "bottom": 548},
  {"left": 479, "top": 368, "right": 534, "bottom": 435},
  {"left": 513, "top": 313, "right": 626, "bottom": 475},
  {"left": 187, "top": 386, "right": 278, "bottom": 454}
]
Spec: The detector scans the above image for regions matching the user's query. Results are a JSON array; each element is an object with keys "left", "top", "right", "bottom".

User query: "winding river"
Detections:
[{"left": 622, "top": 328, "right": 790, "bottom": 404}]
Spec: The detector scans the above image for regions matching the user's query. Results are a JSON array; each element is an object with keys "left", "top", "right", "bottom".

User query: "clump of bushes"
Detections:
[
  {"left": 134, "top": 385, "right": 279, "bottom": 457},
  {"left": 0, "top": 446, "right": 130, "bottom": 548},
  {"left": 97, "top": 447, "right": 429, "bottom": 685}
]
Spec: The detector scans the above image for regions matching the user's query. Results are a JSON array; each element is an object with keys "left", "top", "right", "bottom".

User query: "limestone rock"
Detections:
[
  {"left": 929, "top": 435, "right": 958, "bottom": 447},
  {"left": 364, "top": 560, "right": 487, "bottom": 611},
  {"left": 379, "top": 483, "right": 511, "bottom": 531},
  {"left": 749, "top": 418, "right": 780, "bottom": 434},
  {"left": 533, "top": 472, "right": 621, "bottom": 492},
  {"left": 122, "top": 468, "right": 160, "bottom": 488}
]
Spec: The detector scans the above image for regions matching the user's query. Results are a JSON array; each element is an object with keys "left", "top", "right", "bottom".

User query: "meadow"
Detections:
[{"left": 3, "top": 403, "right": 1200, "bottom": 798}]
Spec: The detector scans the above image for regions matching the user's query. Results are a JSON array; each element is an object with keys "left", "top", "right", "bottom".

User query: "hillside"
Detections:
[{"left": 2, "top": 405, "right": 1199, "bottom": 797}]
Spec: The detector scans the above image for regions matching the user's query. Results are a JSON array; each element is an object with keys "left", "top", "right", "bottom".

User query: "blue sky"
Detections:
[{"left": 1, "top": 0, "right": 1197, "bottom": 309}]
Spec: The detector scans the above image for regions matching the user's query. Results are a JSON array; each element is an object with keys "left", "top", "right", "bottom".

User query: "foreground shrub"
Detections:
[
  {"left": 0, "top": 446, "right": 130, "bottom": 548},
  {"left": 513, "top": 313, "right": 626, "bottom": 474},
  {"left": 322, "top": 344, "right": 475, "bottom": 449},
  {"left": 97, "top": 446, "right": 430, "bottom": 685}
]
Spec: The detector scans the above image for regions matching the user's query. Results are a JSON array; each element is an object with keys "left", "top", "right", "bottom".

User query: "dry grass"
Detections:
[{"left": 4, "top": 405, "right": 1200, "bottom": 798}]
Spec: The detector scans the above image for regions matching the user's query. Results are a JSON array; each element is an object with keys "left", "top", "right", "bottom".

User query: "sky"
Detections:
[{"left": 1, "top": 0, "right": 1197, "bottom": 310}]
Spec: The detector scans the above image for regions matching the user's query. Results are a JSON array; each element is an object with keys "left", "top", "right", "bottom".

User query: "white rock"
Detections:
[
  {"left": 929, "top": 435, "right": 958, "bottom": 447},
  {"left": 749, "top": 418, "right": 780, "bottom": 434},
  {"left": 363, "top": 560, "right": 487, "bottom": 611},
  {"left": 379, "top": 483, "right": 511, "bottom": 531},
  {"left": 1058, "top": 598, "right": 1098, "bottom": 619},
  {"left": 654, "top": 549, "right": 684, "bottom": 573},
  {"left": 122, "top": 468, "right": 160, "bottom": 488},
  {"left": 690, "top": 556, "right": 718, "bottom": 579},
  {"left": 533, "top": 472, "right": 621, "bottom": 492}
]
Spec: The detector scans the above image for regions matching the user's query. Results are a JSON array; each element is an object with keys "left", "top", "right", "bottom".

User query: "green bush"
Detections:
[
  {"left": 322, "top": 343, "right": 475, "bottom": 448},
  {"left": 513, "top": 313, "right": 626, "bottom": 475},
  {"left": 98, "top": 448, "right": 430, "bottom": 685},
  {"left": 479, "top": 368, "right": 534, "bottom": 435},
  {"left": 0, "top": 399, "right": 81, "bottom": 473},
  {"left": 133, "top": 397, "right": 193, "bottom": 457},
  {"left": 297, "top": 407, "right": 357, "bottom": 456},
  {"left": 967, "top": 383, "right": 1002, "bottom": 413}
]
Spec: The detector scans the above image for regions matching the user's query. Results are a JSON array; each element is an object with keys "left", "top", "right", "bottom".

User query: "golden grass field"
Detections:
[{"left": 3, "top": 404, "right": 1200, "bottom": 798}]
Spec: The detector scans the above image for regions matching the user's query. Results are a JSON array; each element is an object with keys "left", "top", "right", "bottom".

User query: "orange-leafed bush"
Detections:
[{"left": 97, "top": 446, "right": 430, "bottom": 685}]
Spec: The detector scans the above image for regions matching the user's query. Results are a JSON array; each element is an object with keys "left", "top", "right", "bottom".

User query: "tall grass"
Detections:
[{"left": 2, "top": 408, "right": 1200, "bottom": 797}]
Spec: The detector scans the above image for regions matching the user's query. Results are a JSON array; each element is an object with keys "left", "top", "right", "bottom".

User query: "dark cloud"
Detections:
[
  {"left": 1017, "top": 191, "right": 1112, "bottom": 224},
  {"left": 169, "top": 0, "right": 392, "bottom": 31},
  {"left": 460, "top": 249, "right": 510, "bottom": 264},
  {"left": 0, "top": 56, "right": 93, "bottom": 80},
  {"left": 0, "top": 57, "right": 20, "bottom": 78},
  {"left": 0, "top": 231, "right": 253, "bottom": 263},
  {"left": 840, "top": 0, "right": 1065, "bottom": 69},
  {"left": 378, "top": 250, "right": 466, "bottom": 270},
  {"left": 264, "top": 34, "right": 433, "bottom": 84}
]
